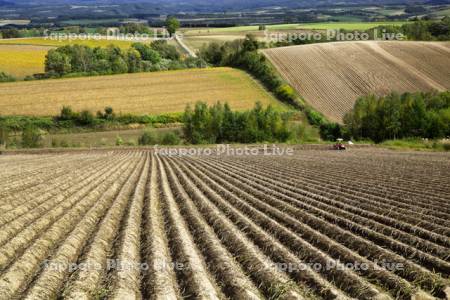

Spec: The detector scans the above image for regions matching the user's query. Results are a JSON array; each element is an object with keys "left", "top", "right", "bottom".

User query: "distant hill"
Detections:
[{"left": 6, "top": 0, "right": 431, "bottom": 9}]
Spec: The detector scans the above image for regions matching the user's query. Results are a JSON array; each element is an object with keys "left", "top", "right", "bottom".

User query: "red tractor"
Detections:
[{"left": 333, "top": 139, "right": 346, "bottom": 150}]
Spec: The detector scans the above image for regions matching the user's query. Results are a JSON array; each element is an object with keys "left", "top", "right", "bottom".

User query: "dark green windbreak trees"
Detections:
[
  {"left": 183, "top": 102, "right": 290, "bottom": 144},
  {"left": 344, "top": 91, "right": 450, "bottom": 143}
]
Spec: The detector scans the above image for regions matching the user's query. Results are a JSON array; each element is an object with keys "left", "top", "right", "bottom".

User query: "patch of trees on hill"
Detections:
[
  {"left": 199, "top": 35, "right": 302, "bottom": 109},
  {"left": 183, "top": 102, "right": 291, "bottom": 144},
  {"left": 43, "top": 41, "right": 206, "bottom": 78},
  {"left": 344, "top": 91, "right": 450, "bottom": 143}
]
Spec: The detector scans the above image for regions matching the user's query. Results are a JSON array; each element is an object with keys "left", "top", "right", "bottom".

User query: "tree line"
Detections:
[
  {"left": 43, "top": 41, "right": 206, "bottom": 79},
  {"left": 0, "top": 102, "right": 295, "bottom": 148},
  {"left": 199, "top": 35, "right": 302, "bottom": 109},
  {"left": 344, "top": 91, "right": 450, "bottom": 143},
  {"left": 183, "top": 102, "right": 291, "bottom": 144}
]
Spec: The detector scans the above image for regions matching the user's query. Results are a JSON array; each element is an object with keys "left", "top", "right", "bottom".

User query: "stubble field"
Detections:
[
  {"left": 0, "top": 148, "right": 449, "bottom": 299},
  {"left": 263, "top": 41, "right": 450, "bottom": 123},
  {"left": 0, "top": 67, "right": 282, "bottom": 116}
]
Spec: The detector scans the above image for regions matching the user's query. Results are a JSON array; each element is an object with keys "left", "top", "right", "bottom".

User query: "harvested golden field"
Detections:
[
  {"left": 0, "top": 37, "right": 134, "bottom": 49},
  {"left": 0, "top": 147, "right": 449, "bottom": 299},
  {"left": 0, "top": 68, "right": 282, "bottom": 116},
  {"left": 0, "top": 45, "right": 52, "bottom": 78},
  {"left": 263, "top": 41, "right": 450, "bottom": 123}
]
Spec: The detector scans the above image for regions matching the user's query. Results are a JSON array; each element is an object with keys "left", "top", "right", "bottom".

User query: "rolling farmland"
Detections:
[
  {"left": 0, "top": 67, "right": 282, "bottom": 116},
  {"left": 263, "top": 41, "right": 450, "bottom": 123},
  {"left": 0, "top": 148, "right": 449, "bottom": 299}
]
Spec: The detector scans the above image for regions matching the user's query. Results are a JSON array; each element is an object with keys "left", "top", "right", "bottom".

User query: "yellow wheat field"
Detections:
[
  {"left": 0, "top": 45, "right": 51, "bottom": 78},
  {"left": 0, "top": 38, "right": 137, "bottom": 78},
  {"left": 0, "top": 67, "right": 283, "bottom": 116},
  {"left": 263, "top": 41, "right": 450, "bottom": 123},
  {"left": 0, "top": 37, "right": 135, "bottom": 49}
]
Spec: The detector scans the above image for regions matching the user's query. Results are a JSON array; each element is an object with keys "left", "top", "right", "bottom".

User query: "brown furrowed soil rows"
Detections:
[
  {"left": 161, "top": 158, "right": 264, "bottom": 300},
  {"left": 212, "top": 155, "right": 450, "bottom": 229},
  {"left": 206, "top": 156, "right": 450, "bottom": 261},
  {"left": 0, "top": 155, "right": 110, "bottom": 212},
  {"left": 141, "top": 154, "right": 181, "bottom": 299},
  {"left": 156, "top": 155, "right": 224, "bottom": 299},
  {"left": 0, "top": 153, "right": 106, "bottom": 187},
  {"left": 249, "top": 160, "right": 450, "bottom": 238},
  {"left": 274, "top": 153, "right": 450, "bottom": 208},
  {"left": 63, "top": 154, "right": 147, "bottom": 299},
  {"left": 23, "top": 155, "right": 143, "bottom": 300},
  {"left": 214, "top": 149, "right": 449, "bottom": 208},
  {"left": 109, "top": 153, "right": 150, "bottom": 299},
  {"left": 0, "top": 155, "right": 130, "bottom": 248},
  {"left": 375, "top": 42, "right": 450, "bottom": 90},
  {"left": 0, "top": 153, "right": 142, "bottom": 299},
  {"left": 164, "top": 158, "right": 314, "bottom": 300},
  {"left": 263, "top": 41, "right": 450, "bottom": 122},
  {"left": 0, "top": 148, "right": 448, "bottom": 298},
  {"left": 215, "top": 150, "right": 450, "bottom": 213},
  {"left": 230, "top": 153, "right": 450, "bottom": 230},
  {"left": 0, "top": 154, "right": 127, "bottom": 227},
  {"left": 179, "top": 157, "right": 422, "bottom": 299},
  {"left": 193, "top": 157, "right": 450, "bottom": 285},
  {"left": 169, "top": 158, "right": 355, "bottom": 299},
  {"left": 266, "top": 150, "right": 450, "bottom": 204},
  {"left": 0, "top": 155, "right": 135, "bottom": 275},
  {"left": 0, "top": 155, "right": 102, "bottom": 200}
]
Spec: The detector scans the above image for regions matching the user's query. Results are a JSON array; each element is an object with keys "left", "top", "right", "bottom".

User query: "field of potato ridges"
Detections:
[{"left": 0, "top": 147, "right": 448, "bottom": 299}]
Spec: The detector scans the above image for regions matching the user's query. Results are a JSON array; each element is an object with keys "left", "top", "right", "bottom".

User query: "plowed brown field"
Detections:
[
  {"left": 263, "top": 41, "right": 450, "bottom": 123},
  {"left": 0, "top": 147, "right": 449, "bottom": 299}
]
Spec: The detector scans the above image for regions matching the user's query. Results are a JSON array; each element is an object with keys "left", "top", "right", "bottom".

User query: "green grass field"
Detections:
[{"left": 183, "top": 21, "right": 407, "bottom": 35}]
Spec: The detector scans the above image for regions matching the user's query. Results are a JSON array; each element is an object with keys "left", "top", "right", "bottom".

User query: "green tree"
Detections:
[
  {"left": 22, "top": 126, "right": 42, "bottom": 148},
  {"left": 78, "top": 110, "right": 95, "bottom": 126},
  {"left": 126, "top": 48, "right": 142, "bottom": 73},
  {"left": 45, "top": 50, "right": 72, "bottom": 75},
  {"left": 0, "top": 125, "right": 9, "bottom": 146},
  {"left": 59, "top": 106, "right": 75, "bottom": 121},
  {"left": 166, "top": 16, "right": 180, "bottom": 37},
  {"left": 151, "top": 40, "right": 180, "bottom": 60},
  {"left": 111, "top": 57, "right": 128, "bottom": 74},
  {"left": 132, "top": 43, "right": 161, "bottom": 63},
  {"left": 344, "top": 91, "right": 450, "bottom": 142},
  {"left": 0, "top": 72, "right": 15, "bottom": 82},
  {"left": 138, "top": 131, "right": 158, "bottom": 145},
  {"left": 160, "top": 132, "right": 181, "bottom": 145}
]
